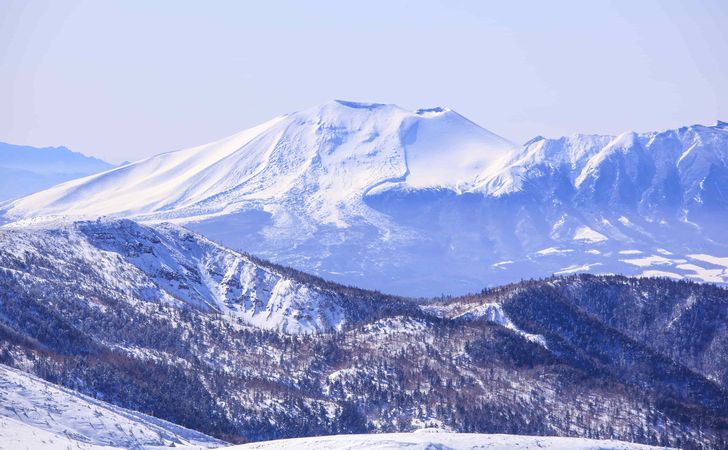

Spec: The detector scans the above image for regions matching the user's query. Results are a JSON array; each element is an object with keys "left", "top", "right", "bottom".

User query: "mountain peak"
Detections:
[
  {"left": 295, "top": 100, "right": 409, "bottom": 127},
  {"left": 317, "top": 100, "right": 456, "bottom": 118},
  {"left": 1, "top": 100, "right": 515, "bottom": 226},
  {"left": 524, "top": 135, "right": 546, "bottom": 146}
]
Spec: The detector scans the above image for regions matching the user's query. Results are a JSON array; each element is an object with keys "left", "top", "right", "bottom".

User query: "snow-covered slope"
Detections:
[
  {"left": 231, "top": 431, "right": 670, "bottom": 450},
  {"left": 1, "top": 103, "right": 727, "bottom": 296},
  {"left": 0, "top": 142, "right": 114, "bottom": 202},
  {"left": 1, "top": 101, "right": 514, "bottom": 224},
  {"left": 0, "top": 363, "right": 222, "bottom": 450},
  {"left": 484, "top": 121, "right": 728, "bottom": 214},
  {"left": 0, "top": 219, "right": 397, "bottom": 333}
]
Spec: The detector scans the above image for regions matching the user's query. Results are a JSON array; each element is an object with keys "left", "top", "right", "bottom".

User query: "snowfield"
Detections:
[
  {"left": 230, "top": 431, "right": 672, "bottom": 450},
  {"left": 0, "top": 363, "right": 221, "bottom": 450}
]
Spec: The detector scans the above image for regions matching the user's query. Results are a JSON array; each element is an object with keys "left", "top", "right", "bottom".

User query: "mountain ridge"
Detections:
[
  {"left": 0, "top": 218, "right": 410, "bottom": 333},
  {"left": 0, "top": 141, "right": 115, "bottom": 203},
  {"left": 1, "top": 102, "right": 726, "bottom": 296}
]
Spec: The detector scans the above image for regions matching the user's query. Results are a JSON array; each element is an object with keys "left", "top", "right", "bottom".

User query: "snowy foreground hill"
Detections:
[
  {"left": 1, "top": 219, "right": 728, "bottom": 448},
  {"left": 2, "top": 101, "right": 726, "bottom": 295},
  {"left": 0, "top": 358, "right": 669, "bottom": 450},
  {"left": 0, "top": 356, "right": 672, "bottom": 450},
  {"left": 0, "top": 362, "right": 222, "bottom": 450},
  {"left": 0, "top": 358, "right": 668, "bottom": 450},
  {"left": 231, "top": 430, "right": 671, "bottom": 450}
]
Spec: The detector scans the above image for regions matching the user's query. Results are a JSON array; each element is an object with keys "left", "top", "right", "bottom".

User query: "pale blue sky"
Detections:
[{"left": 1, "top": 0, "right": 727, "bottom": 163}]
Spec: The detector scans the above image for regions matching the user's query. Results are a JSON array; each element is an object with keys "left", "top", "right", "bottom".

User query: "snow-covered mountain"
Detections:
[
  {"left": 0, "top": 101, "right": 514, "bottom": 222},
  {"left": 482, "top": 121, "right": 728, "bottom": 219},
  {"left": 2, "top": 102, "right": 727, "bottom": 295},
  {"left": 0, "top": 363, "right": 222, "bottom": 450},
  {"left": 0, "top": 142, "right": 114, "bottom": 202},
  {"left": 0, "top": 218, "right": 402, "bottom": 333}
]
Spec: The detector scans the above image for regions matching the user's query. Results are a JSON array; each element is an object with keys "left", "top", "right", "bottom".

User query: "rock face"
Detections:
[{"left": 2, "top": 102, "right": 727, "bottom": 295}]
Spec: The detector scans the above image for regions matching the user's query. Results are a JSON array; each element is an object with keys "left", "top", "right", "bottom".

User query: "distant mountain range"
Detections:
[
  {"left": 0, "top": 142, "right": 114, "bottom": 202},
  {"left": 0, "top": 219, "right": 727, "bottom": 448},
  {"left": 1, "top": 102, "right": 726, "bottom": 296}
]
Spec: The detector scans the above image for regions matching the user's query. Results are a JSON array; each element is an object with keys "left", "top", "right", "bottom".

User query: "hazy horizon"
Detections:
[{"left": 2, "top": 0, "right": 727, "bottom": 164}]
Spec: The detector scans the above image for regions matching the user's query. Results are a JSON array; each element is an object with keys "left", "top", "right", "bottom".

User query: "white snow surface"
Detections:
[
  {"left": 688, "top": 254, "right": 728, "bottom": 269},
  {"left": 453, "top": 303, "right": 547, "bottom": 347},
  {"left": 419, "top": 298, "right": 548, "bottom": 347},
  {"left": 0, "top": 363, "right": 221, "bottom": 450},
  {"left": 536, "top": 247, "right": 574, "bottom": 256},
  {"left": 621, "top": 255, "right": 674, "bottom": 267},
  {"left": 230, "top": 431, "right": 671, "bottom": 450},
  {"left": 573, "top": 226, "right": 608, "bottom": 243}
]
